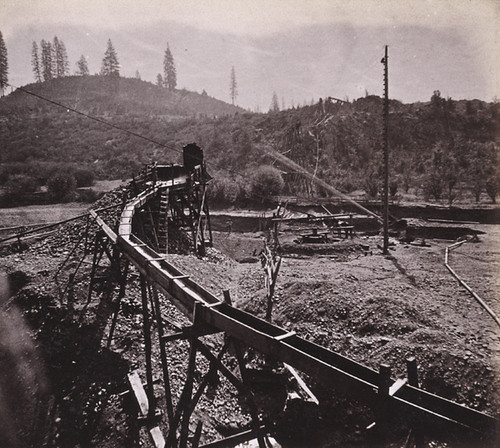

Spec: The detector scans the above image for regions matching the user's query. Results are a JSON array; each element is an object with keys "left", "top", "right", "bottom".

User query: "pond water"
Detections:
[{"left": 0, "top": 203, "right": 89, "bottom": 228}]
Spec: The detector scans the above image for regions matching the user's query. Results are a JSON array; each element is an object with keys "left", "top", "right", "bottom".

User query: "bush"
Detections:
[
  {"left": 47, "top": 173, "right": 77, "bottom": 202},
  {"left": 389, "top": 180, "right": 399, "bottom": 199},
  {"left": 73, "top": 169, "right": 95, "bottom": 187},
  {"left": 363, "top": 170, "right": 379, "bottom": 199},
  {"left": 249, "top": 165, "right": 284, "bottom": 202},
  {"left": 423, "top": 174, "right": 443, "bottom": 201},
  {"left": 77, "top": 188, "right": 102, "bottom": 203},
  {"left": 486, "top": 174, "right": 498, "bottom": 203},
  {"left": 209, "top": 176, "right": 244, "bottom": 207},
  {"left": 5, "top": 174, "right": 38, "bottom": 196}
]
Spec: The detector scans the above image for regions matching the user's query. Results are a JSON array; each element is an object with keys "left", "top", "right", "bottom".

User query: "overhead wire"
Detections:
[
  {"left": 6, "top": 82, "right": 349, "bottom": 207},
  {"left": 9, "top": 83, "right": 182, "bottom": 155},
  {"left": 8, "top": 83, "right": 260, "bottom": 182}
]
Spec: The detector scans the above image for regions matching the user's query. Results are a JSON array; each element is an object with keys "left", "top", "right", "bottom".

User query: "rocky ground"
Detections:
[{"left": 0, "top": 197, "right": 499, "bottom": 447}]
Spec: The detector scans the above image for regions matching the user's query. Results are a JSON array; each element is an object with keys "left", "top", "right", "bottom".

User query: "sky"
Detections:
[
  {"left": 1, "top": 0, "right": 497, "bottom": 38},
  {"left": 0, "top": 0, "right": 498, "bottom": 108}
]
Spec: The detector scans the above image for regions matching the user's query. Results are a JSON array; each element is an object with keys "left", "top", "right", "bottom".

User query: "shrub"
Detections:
[
  {"left": 77, "top": 188, "right": 101, "bottom": 203},
  {"left": 486, "top": 174, "right": 498, "bottom": 203},
  {"left": 47, "top": 173, "right": 77, "bottom": 202},
  {"left": 389, "top": 180, "right": 399, "bottom": 199},
  {"left": 363, "top": 169, "right": 379, "bottom": 199},
  {"left": 73, "top": 169, "right": 95, "bottom": 187},
  {"left": 249, "top": 165, "right": 284, "bottom": 202},
  {"left": 423, "top": 174, "right": 443, "bottom": 201},
  {"left": 5, "top": 174, "right": 38, "bottom": 196},
  {"left": 209, "top": 177, "right": 242, "bottom": 206}
]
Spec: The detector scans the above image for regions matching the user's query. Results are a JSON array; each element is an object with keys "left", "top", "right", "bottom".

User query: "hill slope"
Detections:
[
  {"left": 0, "top": 77, "right": 498, "bottom": 207},
  {"left": 0, "top": 76, "right": 244, "bottom": 181}
]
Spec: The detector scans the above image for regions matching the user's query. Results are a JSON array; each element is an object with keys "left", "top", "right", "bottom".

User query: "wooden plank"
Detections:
[
  {"left": 149, "top": 427, "right": 166, "bottom": 448},
  {"left": 171, "top": 275, "right": 190, "bottom": 280},
  {"left": 128, "top": 372, "right": 166, "bottom": 448},
  {"left": 199, "top": 426, "right": 268, "bottom": 448},
  {"left": 275, "top": 331, "right": 296, "bottom": 341},
  {"left": 389, "top": 378, "right": 408, "bottom": 396},
  {"left": 284, "top": 363, "right": 319, "bottom": 405},
  {"left": 128, "top": 370, "right": 150, "bottom": 416},
  {"left": 206, "top": 301, "right": 224, "bottom": 308},
  {"left": 90, "top": 210, "right": 117, "bottom": 243}
]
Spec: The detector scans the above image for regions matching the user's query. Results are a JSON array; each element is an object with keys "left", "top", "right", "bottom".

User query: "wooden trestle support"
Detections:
[
  {"left": 75, "top": 158, "right": 498, "bottom": 448},
  {"left": 86, "top": 247, "right": 272, "bottom": 447}
]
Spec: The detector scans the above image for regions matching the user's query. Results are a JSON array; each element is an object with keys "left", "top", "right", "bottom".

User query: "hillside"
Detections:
[
  {"left": 0, "top": 76, "right": 499, "bottom": 207},
  {"left": 0, "top": 76, "right": 244, "bottom": 187}
]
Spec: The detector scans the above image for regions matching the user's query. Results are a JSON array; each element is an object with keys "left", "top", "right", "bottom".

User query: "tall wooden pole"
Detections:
[{"left": 382, "top": 45, "right": 389, "bottom": 254}]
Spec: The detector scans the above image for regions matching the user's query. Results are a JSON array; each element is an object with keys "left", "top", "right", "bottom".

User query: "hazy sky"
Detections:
[
  {"left": 0, "top": 0, "right": 498, "bottom": 107},
  {"left": 1, "top": 0, "right": 498, "bottom": 37}
]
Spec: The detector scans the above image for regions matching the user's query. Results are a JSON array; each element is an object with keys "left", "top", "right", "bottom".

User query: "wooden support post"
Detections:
[
  {"left": 223, "top": 289, "right": 232, "bottom": 306},
  {"left": 179, "top": 337, "right": 197, "bottom": 448},
  {"left": 106, "top": 260, "right": 130, "bottom": 348},
  {"left": 232, "top": 340, "right": 267, "bottom": 448},
  {"left": 81, "top": 233, "right": 105, "bottom": 318},
  {"left": 406, "top": 357, "right": 425, "bottom": 448},
  {"left": 196, "top": 339, "right": 266, "bottom": 446},
  {"left": 54, "top": 225, "right": 88, "bottom": 300},
  {"left": 184, "top": 340, "right": 230, "bottom": 425},
  {"left": 168, "top": 303, "right": 203, "bottom": 448},
  {"left": 140, "top": 275, "right": 156, "bottom": 420},
  {"left": 152, "top": 286, "right": 175, "bottom": 428},
  {"left": 147, "top": 204, "right": 160, "bottom": 251},
  {"left": 261, "top": 242, "right": 282, "bottom": 322},
  {"left": 192, "top": 421, "right": 203, "bottom": 448},
  {"left": 147, "top": 284, "right": 158, "bottom": 321},
  {"left": 406, "top": 357, "right": 418, "bottom": 388},
  {"left": 204, "top": 193, "right": 213, "bottom": 247},
  {"left": 376, "top": 364, "right": 392, "bottom": 442},
  {"left": 60, "top": 217, "right": 92, "bottom": 300}
]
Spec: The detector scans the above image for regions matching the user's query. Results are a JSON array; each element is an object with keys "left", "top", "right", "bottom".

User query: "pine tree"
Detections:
[
  {"left": 76, "top": 55, "right": 89, "bottom": 76},
  {"left": 270, "top": 91, "right": 280, "bottom": 112},
  {"left": 0, "top": 31, "right": 9, "bottom": 95},
  {"left": 156, "top": 73, "right": 163, "bottom": 86},
  {"left": 100, "top": 39, "right": 120, "bottom": 77},
  {"left": 31, "top": 41, "right": 42, "bottom": 82},
  {"left": 135, "top": 70, "right": 141, "bottom": 80},
  {"left": 40, "top": 39, "right": 54, "bottom": 81},
  {"left": 53, "top": 36, "right": 62, "bottom": 77},
  {"left": 58, "top": 39, "right": 70, "bottom": 76},
  {"left": 163, "top": 44, "right": 176, "bottom": 90},
  {"left": 229, "top": 66, "right": 237, "bottom": 105}
]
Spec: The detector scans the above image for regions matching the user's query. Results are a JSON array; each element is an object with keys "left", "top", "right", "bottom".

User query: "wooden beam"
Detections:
[
  {"left": 389, "top": 378, "right": 408, "bottom": 397},
  {"left": 128, "top": 371, "right": 150, "bottom": 416},
  {"left": 199, "top": 426, "right": 268, "bottom": 448},
  {"left": 284, "top": 363, "right": 319, "bottom": 405}
]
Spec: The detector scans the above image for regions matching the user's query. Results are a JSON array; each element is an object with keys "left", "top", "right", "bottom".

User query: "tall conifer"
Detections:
[
  {"left": 54, "top": 37, "right": 70, "bottom": 76},
  {"left": 163, "top": 44, "right": 176, "bottom": 90},
  {"left": 230, "top": 66, "right": 237, "bottom": 105},
  {"left": 0, "top": 31, "right": 9, "bottom": 95},
  {"left": 41, "top": 39, "right": 54, "bottom": 81},
  {"left": 76, "top": 55, "right": 89, "bottom": 76},
  {"left": 31, "top": 41, "right": 42, "bottom": 82},
  {"left": 100, "top": 39, "right": 120, "bottom": 76}
]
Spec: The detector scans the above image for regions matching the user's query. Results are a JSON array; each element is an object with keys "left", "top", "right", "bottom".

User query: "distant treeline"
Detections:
[{"left": 0, "top": 76, "right": 498, "bottom": 207}]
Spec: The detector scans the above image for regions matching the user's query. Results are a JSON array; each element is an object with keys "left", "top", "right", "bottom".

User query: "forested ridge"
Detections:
[{"left": 0, "top": 76, "right": 498, "bottom": 206}]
